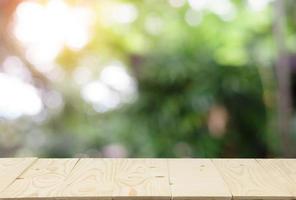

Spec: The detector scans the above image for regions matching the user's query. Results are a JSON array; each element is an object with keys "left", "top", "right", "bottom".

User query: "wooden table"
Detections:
[{"left": 0, "top": 158, "right": 295, "bottom": 200}]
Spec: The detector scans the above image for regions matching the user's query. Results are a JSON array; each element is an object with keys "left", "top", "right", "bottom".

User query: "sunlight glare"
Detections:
[
  {"left": 2, "top": 56, "right": 31, "bottom": 81},
  {"left": 0, "top": 73, "right": 43, "bottom": 119},
  {"left": 113, "top": 4, "right": 137, "bottom": 24},
  {"left": 14, "top": 0, "right": 93, "bottom": 70},
  {"left": 81, "top": 81, "right": 121, "bottom": 112},
  {"left": 248, "top": 0, "right": 273, "bottom": 11},
  {"left": 102, "top": 3, "right": 138, "bottom": 25},
  {"left": 81, "top": 63, "right": 137, "bottom": 112},
  {"left": 188, "top": 0, "right": 236, "bottom": 21},
  {"left": 100, "top": 62, "right": 136, "bottom": 97}
]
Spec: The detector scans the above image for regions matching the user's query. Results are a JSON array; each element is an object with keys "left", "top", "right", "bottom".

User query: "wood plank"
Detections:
[
  {"left": 276, "top": 159, "right": 296, "bottom": 183},
  {"left": 54, "top": 158, "right": 114, "bottom": 200},
  {"left": 56, "top": 158, "right": 170, "bottom": 200},
  {"left": 168, "top": 159, "right": 231, "bottom": 200},
  {"left": 112, "top": 159, "right": 170, "bottom": 200},
  {"left": 0, "top": 158, "right": 36, "bottom": 193},
  {"left": 213, "top": 159, "right": 293, "bottom": 200},
  {"left": 1, "top": 158, "right": 295, "bottom": 200},
  {"left": 268, "top": 159, "right": 296, "bottom": 184},
  {"left": 0, "top": 158, "right": 79, "bottom": 199},
  {"left": 257, "top": 159, "right": 296, "bottom": 197}
]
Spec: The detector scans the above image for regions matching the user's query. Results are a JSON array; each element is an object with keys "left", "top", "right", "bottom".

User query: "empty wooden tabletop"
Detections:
[{"left": 0, "top": 158, "right": 295, "bottom": 200}]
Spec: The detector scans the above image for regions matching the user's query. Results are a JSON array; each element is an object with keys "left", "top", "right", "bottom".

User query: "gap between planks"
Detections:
[
  {"left": 0, "top": 158, "right": 37, "bottom": 193},
  {"left": 0, "top": 158, "right": 171, "bottom": 200},
  {"left": 1, "top": 158, "right": 296, "bottom": 200}
]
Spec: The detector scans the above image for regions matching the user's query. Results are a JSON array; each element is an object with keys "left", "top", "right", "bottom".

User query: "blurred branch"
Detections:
[
  {"left": 0, "top": 0, "right": 49, "bottom": 87},
  {"left": 2, "top": 36, "right": 50, "bottom": 86},
  {"left": 273, "top": 0, "right": 294, "bottom": 157}
]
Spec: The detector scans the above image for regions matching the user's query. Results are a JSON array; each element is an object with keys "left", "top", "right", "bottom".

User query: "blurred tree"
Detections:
[
  {"left": 1, "top": 0, "right": 296, "bottom": 158},
  {"left": 0, "top": 0, "right": 48, "bottom": 85}
]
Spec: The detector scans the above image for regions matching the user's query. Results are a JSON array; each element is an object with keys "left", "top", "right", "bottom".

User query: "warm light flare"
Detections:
[
  {"left": 0, "top": 73, "right": 43, "bottom": 119},
  {"left": 13, "top": 0, "right": 93, "bottom": 71}
]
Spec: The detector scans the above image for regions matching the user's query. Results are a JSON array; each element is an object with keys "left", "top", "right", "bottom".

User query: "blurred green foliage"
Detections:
[
  {"left": 52, "top": 0, "right": 275, "bottom": 157},
  {"left": 2, "top": 0, "right": 294, "bottom": 158}
]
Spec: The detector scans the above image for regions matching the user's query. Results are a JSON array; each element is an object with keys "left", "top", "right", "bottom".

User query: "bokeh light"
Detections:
[{"left": 0, "top": 0, "right": 294, "bottom": 158}]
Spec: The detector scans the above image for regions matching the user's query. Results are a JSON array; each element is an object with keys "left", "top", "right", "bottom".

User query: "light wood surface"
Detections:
[
  {"left": 274, "top": 159, "right": 296, "bottom": 185},
  {"left": 257, "top": 159, "right": 296, "bottom": 198},
  {"left": 212, "top": 159, "right": 293, "bottom": 200},
  {"left": 1, "top": 158, "right": 79, "bottom": 199},
  {"left": 0, "top": 158, "right": 296, "bottom": 200},
  {"left": 52, "top": 158, "right": 113, "bottom": 200},
  {"left": 169, "top": 159, "right": 231, "bottom": 200},
  {"left": 112, "top": 159, "right": 170, "bottom": 200},
  {"left": 0, "top": 158, "right": 36, "bottom": 193}
]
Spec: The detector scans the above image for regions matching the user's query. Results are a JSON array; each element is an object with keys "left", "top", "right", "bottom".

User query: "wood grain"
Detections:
[
  {"left": 55, "top": 159, "right": 170, "bottom": 200},
  {"left": 0, "top": 158, "right": 36, "bottom": 193},
  {"left": 0, "top": 158, "right": 79, "bottom": 199},
  {"left": 1, "top": 158, "right": 296, "bottom": 200},
  {"left": 168, "top": 159, "right": 231, "bottom": 200},
  {"left": 112, "top": 159, "right": 170, "bottom": 200},
  {"left": 268, "top": 159, "right": 296, "bottom": 184},
  {"left": 213, "top": 159, "right": 293, "bottom": 200},
  {"left": 257, "top": 159, "right": 296, "bottom": 197},
  {"left": 55, "top": 158, "right": 115, "bottom": 200}
]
